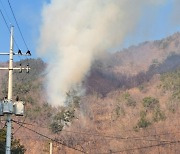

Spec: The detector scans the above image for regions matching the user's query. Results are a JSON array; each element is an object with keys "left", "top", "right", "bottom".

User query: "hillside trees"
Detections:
[
  {"left": 160, "top": 67, "right": 180, "bottom": 112},
  {"left": 87, "top": 54, "right": 180, "bottom": 96},
  {"left": 50, "top": 90, "right": 81, "bottom": 133},
  {"left": 135, "top": 96, "right": 166, "bottom": 129},
  {"left": 0, "top": 129, "right": 26, "bottom": 153}
]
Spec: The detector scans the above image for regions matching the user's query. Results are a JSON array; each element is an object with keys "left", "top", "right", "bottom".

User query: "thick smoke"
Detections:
[{"left": 38, "top": 0, "right": 167, "bottom": 106}]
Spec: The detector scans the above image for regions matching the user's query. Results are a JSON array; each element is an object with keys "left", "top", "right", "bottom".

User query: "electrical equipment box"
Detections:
[
  {"left": 0, "top": 102, "right": 3, "bottom": 116},
  {"left": 13, "top": 101, "right": 24, "bottom": 116},
  {"left": 3, "top": 100, "right": 13, "bottom": 114}
]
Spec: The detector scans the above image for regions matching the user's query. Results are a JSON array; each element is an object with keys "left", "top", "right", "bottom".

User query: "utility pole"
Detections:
[
  {"left": 0, "top": 26, "right": 31, "bottom": 154},
  {"left": 50, "top": 141, "right": 53, "bottom": 154},
  {"left": 6, "top": 25, "right": 14, "bottom": 154}
]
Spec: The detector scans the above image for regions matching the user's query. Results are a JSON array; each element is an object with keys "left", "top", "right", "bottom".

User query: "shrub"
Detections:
[
  {"left": 123, "top": 92, "right": 130, "bottom": 99},
  {"left": 123, "top": 92, "right": 136, "bottom": 107},
  {"left": 140, "top": 110, "right": 147, "bottom": 119},
  {"left": 142, "top": 97, "right": 159, "bottom": 109},
  {"left": 25, "top": 96, "right": 35, "bottom": 105},
  {"left": 135, "top": 110, "right": 151, "bottom": 129},
  {"left": 138, "top": 85, "right": 145, "bottom": 91},
  {"left": 0, "top": 129, "right": 26, "bottom": 153},
  {"left": 160, "top": 68, "right": 180, "bottom": 101},
  {"left": 26, "top": 105, "right": 42, "bottom": 120},
  {"left": 49, "top": 90, "right": 80, "bottom": 134},
  {"left": 166, "top": 100, "right": 178, "bottom": 113},
  {"left": 137, "top": 111, "right": 151, "bottom": 128},
  {"left": 50, "top": 107, "right": 75, "bottom": 133},
  {"left": 160, "top": 68, "right": 180, "bottom": 112},
  {"left": 50, "top": 122, "right": 64, "bottom": 133},
  {"left": 11, "top": 139, "right": 26, "bottom": 154},
  {"left": 137, "top": 117, "right": 151, "bottom": 128},
  {"left": 153, "top": 106, "right": 166, "bottom": 122},
  {"left": 115, "top": 105, "right": 125, "bottom": 116},
  {"left": 65, "top": 90, "right": 81, "bottom": 108}
]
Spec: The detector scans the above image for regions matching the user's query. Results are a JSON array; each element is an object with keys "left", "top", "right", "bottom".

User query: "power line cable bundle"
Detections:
[
  {"left": 11, "top": 119, "right": 180, "bottom": 142},
  {"left": 7, "top": 0, "right": 29, "bottom": 51},
  {"left": 12, "top": 119, "right": 180, "bottom": 154},
  {"left": 0, "top": 0, "right": 32, "bottom": 102},
  {"left": 12, "top": 120, "right": 85, "bottom": 153},
  {"left": 0, "top": 0, "right": 31, "bottom": 56}
]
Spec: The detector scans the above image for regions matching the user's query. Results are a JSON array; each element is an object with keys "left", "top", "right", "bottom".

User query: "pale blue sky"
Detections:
[
  {"left": 0, "top": 0, "right": 179, "bottom": 61},
  {"left": 121, "top": 0, "right": 180, "bottom": 50},
  {"left": 0, "top": 0, "right": 48, "bottom": 61}
]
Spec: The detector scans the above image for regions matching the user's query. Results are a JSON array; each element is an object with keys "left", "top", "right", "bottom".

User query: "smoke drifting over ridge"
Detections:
[{"left": 38, "top": 0, "right": 167, "bottom": 106}]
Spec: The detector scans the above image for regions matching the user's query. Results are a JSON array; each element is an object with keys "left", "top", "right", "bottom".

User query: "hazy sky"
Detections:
[{"left": 0, "top": 0, "right": 179, "bottom": 61}]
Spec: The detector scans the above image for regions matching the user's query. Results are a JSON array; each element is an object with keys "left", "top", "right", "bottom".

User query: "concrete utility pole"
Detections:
[
  {"left": 50, "top": 141, "right": 53, "bottom": 154},
  {"left": 6, "top": 25, "right": 14, "bottom": 154},
  {"left": 0, "top": 26, "right": 31, "bottom": 154}
]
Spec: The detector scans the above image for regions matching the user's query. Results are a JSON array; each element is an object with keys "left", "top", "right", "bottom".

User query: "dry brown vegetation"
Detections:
[{"left": 0, "top": 32, "right": 180, "bottom": 153}]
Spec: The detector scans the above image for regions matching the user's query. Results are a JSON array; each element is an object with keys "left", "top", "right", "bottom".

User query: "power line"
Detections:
[
  {"left": 0, "top": 9, "right": 20, "bottom": 49},
  {"left": 13, "top": 119, "right": 180, "bottom": 138},
  {"left": 12, "top": 119, "right": 177, "bottom": 143},
  {"left": 0, "top": 0, "right": 11, "bottom": 23},
  {"left": 0, "top": 1, "right": 31, "bottom": 67},
  {"left": 100, "top": 140, "right": 180, "bottom": 154},
  {"left": 12, "top": 120, "right": 86, "bottom": 153},
  {"left": 8, "top": 0, "right": 29, "bottom": 50},
  {"left": 12, "top": 120, "right": 180, "bottom": 153},
  {"left": 60, "top": 129, "right": 171, "bottom": 143},
  {"left": 12, "top": 120, "right": 48, "bottom": 128},
  {"left": 12, "top": 115, "right": 27, "bottom": 135},
  {"left": 11, "top": 119, "right": 178, "bottom": 140},
  {"left": 1, "top": 121, "right": 7, "bottom": 129}
]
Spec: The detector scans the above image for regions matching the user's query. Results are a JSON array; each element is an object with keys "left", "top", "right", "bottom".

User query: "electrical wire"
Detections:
[
  {"left": 0, "top": 9, "right": 20, "bottom": 49},
  {"left": 1, "top": 0, "right": 31, "bottom": 73},
  {"left": 1, "top": 7, "right": 10, "bottom": 29},
  {"left": 0, "top": 3, "right": 30, "bottom": 74},
  {"left": 12, "top": 120, "right": 86, "bottom": 153},
  {"left": 12, "top": 115, "right": 27, "bottom": 135},
  {"left": 0, "top": 0, "right": 11, "bottom": 23},
  {"left": 12, "top": 120, "right": 48, "bottom": 128},
  {"left": 100, "top": 140, "right": 180, "bottom": 154},
  {"left": 60, "top": 130, "right": 172, "bottom": 143},
  {"left": 11, "top": 120, "right": 180, "bottom": 153},
  {"left": 113, "top": 122, "right": 180, "bottom": 134},
  {"left": 7, "top": 0, "right": 29, "bottom": 51},
  {"left": 1, "top": 121, "right": 7, "bottom": 129},
  {"left": 15, "top": 119, "right": 180, "bottom": 139},
  {"left": 12, "top": 119, "right": 178, "bottom": 143}
]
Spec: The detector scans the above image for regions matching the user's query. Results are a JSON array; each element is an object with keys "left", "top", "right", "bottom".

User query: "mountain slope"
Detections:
[
  {"left": 86, "top": 32, "right": 180, "bottom": 95},
  {"left": 0, "top": 32, "right": 179, "bottom": 153}
]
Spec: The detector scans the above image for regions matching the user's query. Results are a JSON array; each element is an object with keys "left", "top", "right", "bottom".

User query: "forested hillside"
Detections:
[{"left": 0, "top": 32, "right": 180, "bottom": 153}]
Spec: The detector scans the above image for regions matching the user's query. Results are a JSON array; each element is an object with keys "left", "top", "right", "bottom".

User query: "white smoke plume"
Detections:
[{"left": 38, "top": 0, "right": 167, "bottom": 106}]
